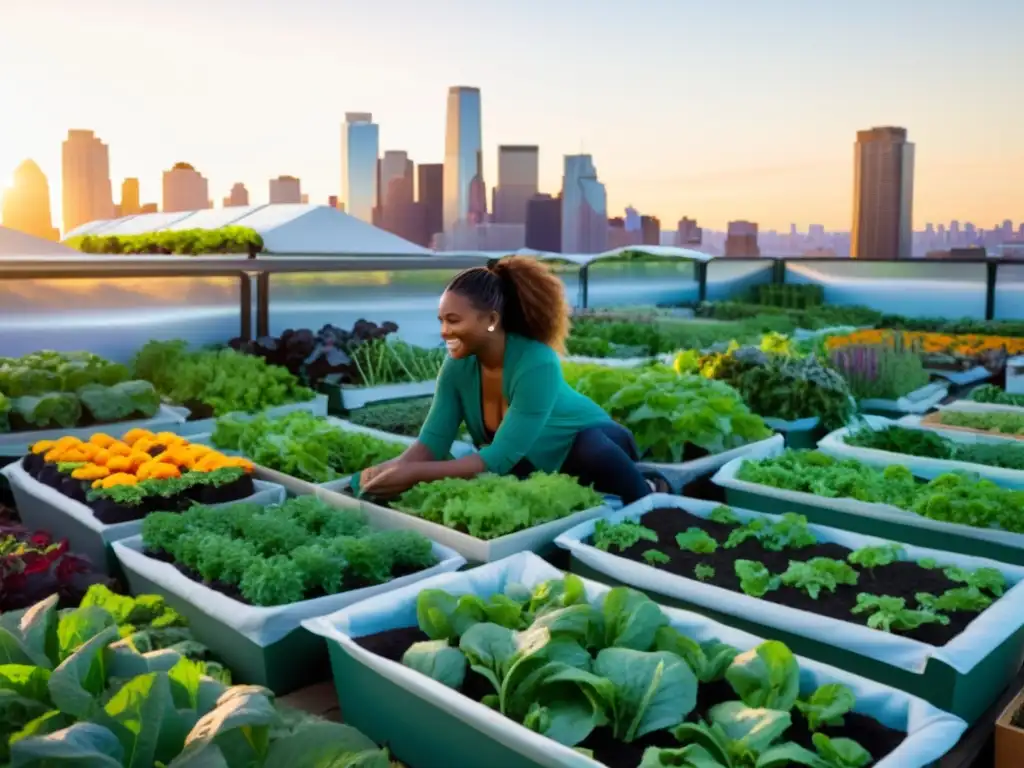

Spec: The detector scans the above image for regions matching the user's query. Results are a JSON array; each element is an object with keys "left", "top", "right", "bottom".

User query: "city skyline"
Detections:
[{"left": 1, "top": 0, "right": 1019, "bottom": 232}]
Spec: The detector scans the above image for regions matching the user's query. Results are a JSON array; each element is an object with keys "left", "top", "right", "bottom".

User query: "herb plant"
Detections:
[
  {"left": 695, "top": 564, "right": 716, "bottom": 582},
  {"left": 937, "top": 410, "right": 1024, "bottom": 436},
  {"left": 675, "top": 527, "right": 718, "bottom": 554},
  {"left": 644, "top": 549, "right": 671, "bottom": 566},
  {"left": 970, "top": 384, "right": 1024, "bottom": 408},
  {"left": 845, "top": 423, "right": 1024, "bottom": 471},
  {"left": 592, "top": 519, "right": 659, "bottom": 552},
  {"left": 141, "top": 496, "right": 439, "bottom": 606},
  {"left": 394, "top": 472, "right": 604, "bottom": 540},
  {"left": 346, "top": 396, "right": 434, "bottom": 437}
]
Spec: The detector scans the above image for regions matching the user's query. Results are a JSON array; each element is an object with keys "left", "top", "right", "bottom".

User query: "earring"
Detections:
[{"left": 487, "top": 325, "right": 495, "bottom": 332}]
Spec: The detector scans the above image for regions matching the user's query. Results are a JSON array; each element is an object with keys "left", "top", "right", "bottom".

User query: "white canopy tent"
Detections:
[
  {"left": 437, "top": 245, "right": 714, "bottom": 265},
  {"left": 0, "top": 226, "right": 78, "bottom": 257},
  {"left": 62, "top": 203, "right": 431, "bottom": 256}
]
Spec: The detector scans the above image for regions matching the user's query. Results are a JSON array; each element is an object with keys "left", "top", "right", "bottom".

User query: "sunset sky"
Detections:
[{"left": 1, "top": 0, "right": 1020, "bottom": 232}]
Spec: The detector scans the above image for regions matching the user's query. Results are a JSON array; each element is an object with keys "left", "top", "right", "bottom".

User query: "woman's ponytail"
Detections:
[{"left": 490, "top": 256, "right": 570, "bottom": 353}]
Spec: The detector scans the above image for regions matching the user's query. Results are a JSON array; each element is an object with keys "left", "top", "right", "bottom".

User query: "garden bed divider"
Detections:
[
  {"left": 554, "top": 493, "right": 1024, "bottom": 724},
  {"left": 112, "top": 532, "right": 465, "bottom": 696},
  {"left": 301, "top": 551, "right": 967, "bottom": 768}
]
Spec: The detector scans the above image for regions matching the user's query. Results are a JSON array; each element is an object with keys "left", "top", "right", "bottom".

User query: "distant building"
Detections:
[
  {"left": 525, "top": 193, "right": 561, "bottom": 253},
  {"left": 140, "top": 203, "right": 158, "bottom": 214},
  {"left": 120, "top": 178, "right": 141, "bottom": 216},
  {"left": 2, "top": 159, "right": 59, "bottom": 240},
  {"left": 640, "top": 215, "right": 660, "bottom": 245},
  {"left": 607, "top": 217, "right": 641, "bottom": 249},
  {"left": 561, "top": 154, "right": 607, "bottom": 254},
  {"left": 434, "top": 221, "right": 525, "bottom": 251},
  {"left": 851, "top": 126, "right": 914, "bottom": 260},
  {"left": 341, "top": 112, "right": 379, "bottom": 223},
  {"left": 162, "top": 163, "right": 210, "bottom": 212},
  {"left": 925, "top": 247, "right": 987, "bottom": 260},
  {"left": 724, "top": 220, "right": 760, "bottom": 257},
  {"left": 675, "top": 217, "right": 702, "bottom": 246},
  {"left": 493, "top": 145, "right": 539, "bottom": 225},
  {"left": 328, "top": 195, "right": 340, "bottom": 209},
  {"left": 443, "top": 86, "right": 483, "bottom": 233},
  {"left": 62, "top": 130, "right": 114, "bottom": 234},
  {"left": 269, "top": 175, "right": 302, "bottom": 204},
  {"left": 223, "top": 183, "right": 249, "bottom": 208},
  {"left": 417, "top": 163, "right": 443, "bottom": 247}
]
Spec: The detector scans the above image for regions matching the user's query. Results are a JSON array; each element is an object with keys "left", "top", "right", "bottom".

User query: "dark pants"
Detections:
[{"left": 510, "top": 422, "right": 653, "bottom": 504}]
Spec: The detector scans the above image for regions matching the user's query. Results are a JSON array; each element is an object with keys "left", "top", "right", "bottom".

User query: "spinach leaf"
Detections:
[
  {"left": 795, "top": 683, "right": 855, "bottom": 731},
  {"left": 401, "top": 640, "right": 467, "bottom": 689},
  {"left": 601, "top": 587, "right": 668, "bottom": 651},
  {"left": 725, "top": 641, "right": 800, "bottom": 712}
]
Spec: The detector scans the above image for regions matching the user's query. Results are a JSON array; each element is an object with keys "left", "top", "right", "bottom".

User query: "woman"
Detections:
[{"left": 359, "top": 256, "right": 661, "bottom": 503}]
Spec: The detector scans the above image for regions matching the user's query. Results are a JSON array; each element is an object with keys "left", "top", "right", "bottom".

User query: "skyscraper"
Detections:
[
  {"left": 379, "top": 151, "right": 412, "bottom": 209},
  {"left": 851, "top": 126, "right": 915, "bottom": 260},
  {"left": 341, "top": 112, "right": 379, "bottom": 224},
  {"left": 443, "top": 86, "right": 483, "bottom": 233},
  {"left": 269, "top": 175, "right": 302, "bottom": 204},
  {"left": 675, "top": 217, "right": 703, "bottom": 246},
  {"left": 561, "top": 155, "right": 607, "bottom": 254},
  {"left": 417, "top": 163, "right": 443, "bottom": 246},
  {"left": 525, "top": 193, "right": 561, "bottom": 253},
  {"left": 724, "top": 221, "right": 760, "bottom": 257},
  {"left": 62, "top": 130, "right": 114, "bottom": 233},
  {"left": 494, "top": 146, "right": 539, "bottom": 225},
  {"left": 223, "top": 183, "right": 249, "bottom": 208},
  {"left": 162, "top": 163, "right": 210, "bottom": 212},
  {"left": 2, "top": 160, "right": 59, "bottom": 240},
  {"left": 120, "top": 178, "right": 141, "bottom": 216}
]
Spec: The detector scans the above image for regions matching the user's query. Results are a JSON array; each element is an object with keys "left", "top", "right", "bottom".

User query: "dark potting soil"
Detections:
[
  {"left": 182, "top": 400, "right": 216, "bottom": 421},
  {"left": 354, "top": 627, "right": 905, "bottom": 767},
  {"left": 604, "top": 507, "right": 978, "bottom": 646},
  {"left": 144, "top": 548, "right": 430, "bottom": 607}
]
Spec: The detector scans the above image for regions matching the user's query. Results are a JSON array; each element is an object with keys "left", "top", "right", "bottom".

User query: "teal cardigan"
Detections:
[{"left": 418, "top": 334, "right": 612, "bottom": 474}]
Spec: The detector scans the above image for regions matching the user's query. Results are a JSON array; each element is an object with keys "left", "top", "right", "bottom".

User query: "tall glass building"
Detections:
[
  {"left": 561, "top": 154, "right": 608, "bottom": 254},
  {"left": 341, "top": 112, "right": 379, "bottom": 224},
  {"left": 443, "top": 87, "right": 483, "bottom": 233}
]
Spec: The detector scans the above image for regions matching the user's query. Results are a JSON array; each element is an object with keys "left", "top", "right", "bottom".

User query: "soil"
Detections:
[
  {"left": 182, "top": 399, "right": 216, "bottom": 421},
  {"left": 355, "top": 626, "right": 905, "bottom": 767},
  {"left": 604, "top": 507, "right": 980, "bottom": 647},
  {"left": 144, "top": 548, "right": 432, "bottom": 607}
]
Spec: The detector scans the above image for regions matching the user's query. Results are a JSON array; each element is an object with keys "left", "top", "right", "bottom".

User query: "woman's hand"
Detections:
[{"left": 360, "top": 462, "right": 424, "bottom": 498}]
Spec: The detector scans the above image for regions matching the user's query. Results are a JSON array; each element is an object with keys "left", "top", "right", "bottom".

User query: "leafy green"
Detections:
[
  {"left": 734, "top": 561, "right": 780, "bottom": 599},
  {"left": 795, "top": 683, "right": 855, "bottom": 731},
  {"left": 847, "top": 544, "right": 904, "bottom": 570},
  {"left": 916, "top": 588, "right": 992, "bottom": 613},
  {"left": 970, "top": 385, "right": 1024, "bottom": 408},
  {"left": 676, "top": 528, "right": 719, "bottom": 554},
  {"left": 725, "top": 641, "right": 800, "bottom": 712},
  {"left": 211, "top": 410, "right": 406, "bottom": 483},
  {"left": 938, "top": 410, "right": 1024, "bottom": 436},
  {"left": 845, "top": 423, "right": 1024, "bottom": 471},
  {"left": 723, "top": 514, "right": 816, "bottom": 552},
  {"left": 68, "top": 226, "right": 264, "bottom": 255},
  {"left": 709, "top": 506, "right": 740, "bottom": 525},
  {"left": 942, "top": 565, "right": 1007, "bottom": 596},
  {"left": 644, "top": 550, "right": 672, "bottom": 566},
  {"left": 394, "top": 472, "right": 604, "bottom": 540},
  {"left": 142, "top": 496, "right": 438, "bottom": 606},
  {"left": 851, "top": 594, "right": 950, "bottom": 633},
  {"left": 779, "top": 559, "right": 859, "bottom": 600},
  {"left": 592, "top": 519, "right": 659, "bottom": 552},
  {"left": 695, "top": 565, "right": 716, "bottom": 582}
]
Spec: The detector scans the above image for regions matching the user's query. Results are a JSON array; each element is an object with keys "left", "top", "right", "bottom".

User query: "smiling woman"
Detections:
[{"left": 355, "top": 256, "right": 666, "bottom": 503}]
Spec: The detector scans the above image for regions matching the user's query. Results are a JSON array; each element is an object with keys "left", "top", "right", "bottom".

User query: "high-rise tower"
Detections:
[
  {"left": 851, "top": 126, "right": 915, "bottom": 260},
  {"left": 2, "top": 160, "right": 59, "bottom": 240},
  {"left": 341, "top": 112, "right": 379, "bottom": 224},
  {"left": 62, "top": 130, "right": 114, "bottom": 233},
  {"left": 442, "top": 86, "right": 483, "bottom": 233},
  {"left": 494, "top": 145, "right": 539, "bottom": 225},
  {"left": 561, "top": 155, "right": 607, "bottom": 254}
]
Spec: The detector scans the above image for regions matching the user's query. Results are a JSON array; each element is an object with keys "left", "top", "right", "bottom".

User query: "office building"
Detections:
[
  {"left": 493, "top": 145, "right": 539, "bottom": 225},
  {"left": 443, "top": 86, "right": 484, "bottom": 232},
  {"left": 640, "top": 215, "right": 660, "bottom": 245},
  {"left": 120, "top": 178, "right": 141, "bottom": 216},
  {"left": 435, "top": 221, "right": 525, "bottom": 251},
  {"left": 62, "top": 129, "right": 114, "bottom": 233},
  {"left": 269, "top": 175, "right": 302, "bottom": 204},
  {"left": 724, "top": 220, "right": 761, "bottom": 257},
  {"left": 607, "top": 217, "right": 641, "bottom": 249},
  {"left": 341, "top": 112, "right": 379, "bottom": 224},
  {"left": 417, "top": 163, "right": 443, "bottom": 246},
  {"left": 676, "top": 217, "right": 703, "bottom": 246},
  {"left": 224, "top": 183, "right": 249, "bottom": 208},
  {"left": 851, "top": 126, "right": 915, "bottom": 260},
  {"left": 525, "top": 194, "right": 561, "bottom": 252},
  {"left": 162, "top": 163, "right": 210, "bottom": 212},
  {"left": 561, "top": 154, "right": 607, "bottom": 254},
  {"left": 2, "top": 159, "right": 59, "bottom": 240}
]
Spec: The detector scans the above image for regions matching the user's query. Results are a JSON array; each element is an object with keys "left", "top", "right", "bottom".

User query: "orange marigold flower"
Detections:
[
  {"left": 106, "top": 455, "right": 134, "bottom": 473},
  {"left": 92, "top": 449, "right": 112, "bottom": 466},
  {"left": 155, "top": 432, "right": 186, "bottom": 447},
  {"left": 122, "top": 428, "right": 154, "bottom": 446},
  {"left": 101, "top": 473, "right": 139, "bottom": 488},
  {"left": 186, "top": 443, "right": 213, "bottom": 458},
  {"left": 106, "top": 441, "right": 132, "bottom": 457},
  {"left": 193, "top": 453, "right": 231, "bottom": 472},
  {"left": 31, "top": 440, "right": 56, "bottom": 455},
  {"left": 54, "top": 436, "right": 82, "bottom": 450},
  {"left": 88, "top": 433, "right": 116, "bottom": 448},
  {"left": 138, "top": 461, "right": 181, "bottom": 481},
  {"left": 221, "top": 456, "right": 254, "bottom": 472},
  {"left": 72, "top": 464, "right": 110, "bottom": 481},
  {"left": 127, "top": 452, "right": 152, "bottom": 471},
  {"left": 59, "top": 448, "right": 91, "bottom": 463}
]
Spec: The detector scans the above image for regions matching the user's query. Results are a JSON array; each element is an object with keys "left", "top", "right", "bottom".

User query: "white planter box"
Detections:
[
  {"left": 317, "top": 486, "right": 613, "bottom": 563},
  {"left": 0, "top": 405, "right": 187, "bottom": 458},
  {"left": 562, "top": 354, "right": 669, "bottom": 368},
  {"left": 1, "top": 461, "right": 285, "bottom": 572},
  {"left": 170, "top": 393, "right": 329, "bottom": 436},
  {"left": 336, "top": 380, "right": 436, "bottom": 410},
  {"left": 1007, "top": 355, "right": 1024, "bottom": 395},
  {"left": 818, "top": 415, "right": 1024, "bottom": 488},
  {"left": 555, "top": 494, "right": 1024, "bottom": 677},
  {"left": 859, "top": 381, "right": 948, "bottom": 415},
  {"left": 303, "top": 552, "right": 967, "bottom": 768}
]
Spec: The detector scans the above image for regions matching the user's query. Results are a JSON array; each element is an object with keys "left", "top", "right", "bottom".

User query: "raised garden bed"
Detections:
[
  {"left": 818, "top": 416, "right": 1024, "bottom": 488},
  {"left": 2, "top": 429, "right": 284, "bottom": 571},
  {"left": 919, "top": 409, "right": 1024, "bottom": 441},
  {"left": 711, "top": 442, "right": 1024, "bottom": 566},
  {"left": 995, "top": 685, "right": 1024, "bottom": 768},
  {"left": 302, "top": 552, "right": 967, "bottom": 768},
  {"left": 555, "top": 494, "right": 1024, "bottom": 724},
  {"left": 113, "top": 495, "right": 465, "bottom": 694},
  {"left": 323, "top": 472, "right": 612, "bottom": 562}
]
